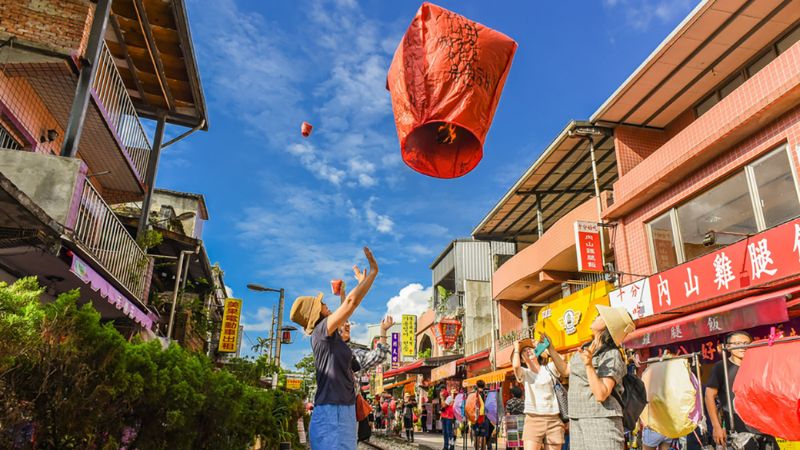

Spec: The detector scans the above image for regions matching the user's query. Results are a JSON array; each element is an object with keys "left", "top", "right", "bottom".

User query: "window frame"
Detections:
[{"left": 645, "top": 145, "right": 800, "bottom": 269}]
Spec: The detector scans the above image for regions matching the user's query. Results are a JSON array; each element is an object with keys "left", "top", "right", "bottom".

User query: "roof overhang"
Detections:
[
  {"left": 106, "top": 0, "right": 208, "bottom": 129},
  {"left": 592, "top": 0, "right": 800, "bottom": 128},
  {"left": 471, "top": 121, "right": 617, "bottom": 242}
]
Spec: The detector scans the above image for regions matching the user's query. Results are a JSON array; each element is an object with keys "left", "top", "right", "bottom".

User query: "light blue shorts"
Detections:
[
  {"left": 642, "top": 427, "right": 673, "bottom": 447},
  {"left": 309, "top": 403, "right": 357, "bottom": 450}
]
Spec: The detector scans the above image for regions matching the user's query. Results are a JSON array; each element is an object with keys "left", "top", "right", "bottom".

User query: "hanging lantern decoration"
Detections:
[
  {"left": 432, "top": 319, "right": 462, "bottom": 349},
  {"left": 386, "top": 2, "right": 517, "bottom": 178},
  {"left": 301, "top": 121, "right": 313, "bottom": 137}
]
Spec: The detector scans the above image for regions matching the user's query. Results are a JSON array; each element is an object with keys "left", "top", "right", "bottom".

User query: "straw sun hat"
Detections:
[
  {"left": 290, "top": 292, "right": 325, "bottom": 334},
  {"left": 596, "top": 305, "right": 635, "bottom": 346}
]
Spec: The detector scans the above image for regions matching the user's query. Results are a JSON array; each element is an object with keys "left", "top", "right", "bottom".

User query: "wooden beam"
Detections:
[
  {"left": 110, "top": 14, "right": 146, "bottom": 101},
  {"left": 132, "top": 0, "right": 174, "bottom": 111}
]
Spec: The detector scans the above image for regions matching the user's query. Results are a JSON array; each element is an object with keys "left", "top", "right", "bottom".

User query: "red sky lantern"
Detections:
[
  {"left": 386, "top": 2, "right": 517, "bottom": 178},
  {"left": 301, "top": 121, "right": 313, "bottom": 137}
]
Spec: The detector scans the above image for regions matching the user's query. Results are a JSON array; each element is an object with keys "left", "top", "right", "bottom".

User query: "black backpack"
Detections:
[{"left": 611, "top": 372, "right": 648, "bottom": 431}]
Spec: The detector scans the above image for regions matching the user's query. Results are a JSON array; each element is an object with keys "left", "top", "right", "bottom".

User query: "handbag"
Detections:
[
  {"left": 545, "top": 365, "right": 569, "bottom": 423},
  {"left": 356, "top": 395, "right": 372, "bottom": 422}
]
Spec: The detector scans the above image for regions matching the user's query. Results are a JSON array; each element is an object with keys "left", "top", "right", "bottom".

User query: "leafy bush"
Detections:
[{"left": 0, "top": 278, "right": 304, "bottom": 450}]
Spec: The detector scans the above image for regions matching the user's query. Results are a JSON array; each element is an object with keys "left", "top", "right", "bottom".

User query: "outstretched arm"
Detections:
[
  {"left": 545, "top": 332, "right": 569, "bottom": 377},
  {"left": 327, "top": 247, "right": 379, "bottom": 335}
]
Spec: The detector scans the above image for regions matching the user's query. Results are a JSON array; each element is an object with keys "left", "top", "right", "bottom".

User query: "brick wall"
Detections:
[
  {"left": 615, "top": 104, "right": 800, "bottom": 278},
  {"left": 0, "top": 71, "right": 64, "bottom": 154},
  {"left": 0, "top": 0, "right": 94, "bottom": 57}
]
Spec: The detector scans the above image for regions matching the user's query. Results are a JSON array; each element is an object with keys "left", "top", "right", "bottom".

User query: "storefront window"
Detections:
[
  {"left": 677, "top": 172, "right": 757, "bottom": 261},
  {"left": 750, "top": 147, "right": 800, "bottom": 228},
  {"left": 647, "top": 212, "right": 679, "bottom": 271}
]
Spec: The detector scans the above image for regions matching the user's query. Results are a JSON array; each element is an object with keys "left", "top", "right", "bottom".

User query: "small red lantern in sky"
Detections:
[
  {"left": 387, "top": 2, "right": 517, "bottom": 178},
  {"left": 301, "top": 121, "right": 313, "bottom": 137}
]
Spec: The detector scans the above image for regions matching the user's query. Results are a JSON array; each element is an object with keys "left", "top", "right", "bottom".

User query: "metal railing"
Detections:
[
  {"left": 73, "top": 181, "right": 149, "bottom": 300},
  {"left": 92, "top": 42, "right": 151, "bottom": 178},
  {"left": 497, "top": 324, "right": 536, "bottom": 350}
]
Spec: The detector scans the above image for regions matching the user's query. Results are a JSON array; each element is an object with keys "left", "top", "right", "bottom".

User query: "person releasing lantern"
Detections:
[{"left": 386, "top": 2, "right": 517, "bottom": 179}]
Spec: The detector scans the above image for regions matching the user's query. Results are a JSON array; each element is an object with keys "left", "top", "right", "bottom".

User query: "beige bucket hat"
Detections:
[
  {"left": 596, "top": 305, "right": 635, "bottom": 346},
  {"left": 290, "top": 292, "right": 325, "bottom": 334}
]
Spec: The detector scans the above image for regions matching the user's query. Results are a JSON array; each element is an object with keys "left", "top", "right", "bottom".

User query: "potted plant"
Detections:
[{"left": 278, "top": 417, "right": 292, "bottom": 449}]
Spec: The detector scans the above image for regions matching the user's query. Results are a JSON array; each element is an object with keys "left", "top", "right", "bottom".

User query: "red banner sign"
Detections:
[
  {"left": 647, "top": 217, "right": 800, "bottom": 315},
  {"left": 575, "top": 221, "right": 603, "bottom": 272}
]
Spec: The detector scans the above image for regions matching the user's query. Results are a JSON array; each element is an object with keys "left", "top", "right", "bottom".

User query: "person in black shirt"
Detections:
[
  {"left": 707, "top": 331, "right": 780, "bottom": 450},
  {"left": 505, "top": 385, "right": 524, "bottom": 416}
]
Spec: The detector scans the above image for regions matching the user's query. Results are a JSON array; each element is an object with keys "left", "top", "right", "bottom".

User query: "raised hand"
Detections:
[
  {"left": 353, "top": 247, "right": 379, "bottom": 284},
  {"left": 579, "top": 339, "right": 599, "bottom": 367},
  {"left": 380, "top": 315, "right": 395, "bottom": 332}
]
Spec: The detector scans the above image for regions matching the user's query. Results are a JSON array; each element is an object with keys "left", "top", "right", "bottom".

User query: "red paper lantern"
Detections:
[
  {"left": 386, "top": 2, "right": 517, "bottom": 178},
  {"left": 301, "top": 121, "right": 313, "bottom": 137},
  {"left": 432, "top": 319, "right": 462, "bottom": 349}
]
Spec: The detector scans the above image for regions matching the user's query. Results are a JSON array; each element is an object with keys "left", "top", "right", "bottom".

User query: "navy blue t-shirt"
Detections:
[{"left": 312, "top": 317, "right": 355, "bottom": 405}]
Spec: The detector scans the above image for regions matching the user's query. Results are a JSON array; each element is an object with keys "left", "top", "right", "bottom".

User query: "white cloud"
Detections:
[
  {"left": 225, "top": 285, "right": 234, "bottom": 298},
  {"left": 385, "top": 283, "right": 432, "bottom": 321},
  {"left": 408, "top": 244, "right": 434, "bottom": 257},
  {"left": 604, "top": 0, "right": 695, "bottom": 31},
  {"left": 364, "top": 198, "right": 394, "bottom": 234},
  {"left": 241, "top": 306, "right": 274, "bottom": 332}
]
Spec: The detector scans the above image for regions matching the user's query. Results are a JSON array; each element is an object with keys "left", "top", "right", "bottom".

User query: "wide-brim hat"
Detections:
[
  {"left": 290, "top": 292, "right": 325, "bottom": 334},
  {"left": 596, "top": 305, "right": 635, "bottom": 346}
]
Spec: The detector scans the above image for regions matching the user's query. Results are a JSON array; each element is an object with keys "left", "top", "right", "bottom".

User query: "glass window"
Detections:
[
  {"left": 777, "top": 25, "right": 800, "bottom": 54},
  {"left": 750, "top": 148, "right": 800, "bottom": 228},
  {"left": 719, "top": 73, "right": 744, "bottom": 99},
  {"left": 677, "top": 172, "right": 757, "bottom": 261},
  {"left": 648, "top": 212, "right": 679, "bottom": 271},
  {"left": 695, "top": 93, "right": 719, "bottom": 117},
  {"left": 747, "top": 49, "right": 777, "bottom": 78}
]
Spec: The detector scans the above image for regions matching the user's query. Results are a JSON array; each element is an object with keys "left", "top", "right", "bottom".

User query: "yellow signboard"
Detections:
[
  {"left": 286, "top": 378, "right": 303, "bottom": 390},
  {"left": 218, "top": 298, "right": 243, "bottom": 353},
  {"left": 402, "top": 314, "right": 417, "bottom": 357},
  {"left": 535, "top": 281, "right": 612, "bottom": 351},
  {"left": 778, "top": 439, "right": 800, "bottom": 450}
]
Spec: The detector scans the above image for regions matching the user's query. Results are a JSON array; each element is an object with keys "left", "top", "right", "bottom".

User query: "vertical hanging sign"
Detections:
[
  {"left": 574, "top": 221, "right": 603, "bottom": 272},
  {"left": 402, "top": 314, "right": 417, "bottom": 357},
  {"left": 391, "top": 332, "right": 400, "bottom": 367},
  {"left": 218, "top": 298, "right": 242, "bottom": 353}
]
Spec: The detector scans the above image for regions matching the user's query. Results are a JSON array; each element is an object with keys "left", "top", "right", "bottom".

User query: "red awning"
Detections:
[
  {"left": 456, "top": 350, "right": 490, "bottom": 365},
  {"left": 383, "top": 359, "right": 424, "bottom": 380},
  {"left": 625, "top": 286, "right": 798, "bottom": 349}
]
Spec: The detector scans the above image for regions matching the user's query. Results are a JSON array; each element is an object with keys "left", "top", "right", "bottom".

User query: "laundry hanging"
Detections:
[
  {"left": 733, "top": 339, "right": 800, "bottom": 440},
  {"left": 386, "top": 2, "right": 517, "bottom": 178}
]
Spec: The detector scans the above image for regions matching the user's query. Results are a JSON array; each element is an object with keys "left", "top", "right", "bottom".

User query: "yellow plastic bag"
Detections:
[{"left": 641, "top": 359, "right": 697, "bottom": 438}]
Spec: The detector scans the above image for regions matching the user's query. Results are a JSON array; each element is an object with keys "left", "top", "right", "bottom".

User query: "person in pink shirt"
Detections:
[{"left": 440, "top": 388, "right": 456, "bottom": 450}]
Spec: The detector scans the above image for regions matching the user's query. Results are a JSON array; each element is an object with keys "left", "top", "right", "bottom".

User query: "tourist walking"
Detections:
[
  {"left": 403, "top": 393, "right": 417, "bottom": 442},
  {"left": 441, "top": 388, "right": 456, "bottom": 450},
  {"left": 549, "top": 305, "right": 635, "bottom": 450}
]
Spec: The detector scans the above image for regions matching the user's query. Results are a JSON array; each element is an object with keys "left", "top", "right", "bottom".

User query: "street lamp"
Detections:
[{"left": 248, "top": 283, "right": 286, "bottom": 389}]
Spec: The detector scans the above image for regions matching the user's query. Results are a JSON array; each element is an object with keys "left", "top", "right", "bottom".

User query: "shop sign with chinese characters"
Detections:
[
  {"left": 218, "top": 298, "right": 242, "bottom": 353},
  {"left": 391, "top": 332, "right": 400, "bottom": 367},
  {"left": 574, "top": 221, "right": 603, "bottom": 272},
  {"left": 402, "top": 315, "right": 417, "bottom": 357},
  {"left": 614, "top": 217, "right": 800, "bottom": 318},
  {"left": 431, "top": 319, "right": 462, "bottom": 349},
  {"left": 609, "top": 278, "right": 654, "bottom": 320}
]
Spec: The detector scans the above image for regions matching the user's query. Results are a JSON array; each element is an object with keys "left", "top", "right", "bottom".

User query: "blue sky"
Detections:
[{"left": 153, "top": 0, "right": 697, "bottom": 369}]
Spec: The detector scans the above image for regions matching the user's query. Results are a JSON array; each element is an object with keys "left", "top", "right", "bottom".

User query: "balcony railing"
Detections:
[
  {"left": 74, "top": 180, "right": 149, "bottom": 299},
  {"left": 93, "top": 42, "right": 151, "bottom": 179}
]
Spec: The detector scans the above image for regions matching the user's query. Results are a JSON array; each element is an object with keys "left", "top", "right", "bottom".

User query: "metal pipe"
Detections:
[
  {"left": 166, "top": 249, "right": 195, "bottom": 340},
  {"left": 136, "top": 113, "right": 167, "bottom": 242},
  {"left": 275, "top": 288, "right": 286, "bottom": 376},
  {"left": 587, "top": 136, "right": 607, "bottom": 261},
  {"left": 162, "top": 119, "right": 206, "bottom": 148},
  {"left": 720, "top": 348, "right": 735, "bottom": 429},
  {"left": 61, "top": 0, "right": 113, "bottom": 157}
]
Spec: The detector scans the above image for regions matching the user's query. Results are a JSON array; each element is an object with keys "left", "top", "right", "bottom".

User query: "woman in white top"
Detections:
[{"left": 512, "top": 337, "right": 564, "bottom": 450}]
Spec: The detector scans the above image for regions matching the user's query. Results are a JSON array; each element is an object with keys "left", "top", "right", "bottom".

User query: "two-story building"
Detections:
[
  {"left": 594, "top": 0, "right": 800, "bottom": 360},
  {"left": 0, "top": 0, "right": 207, "bottom": 338}
]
